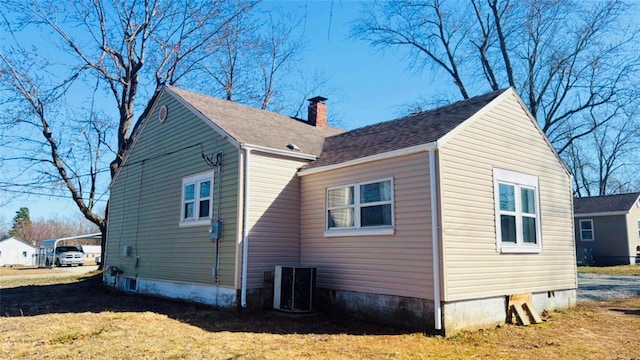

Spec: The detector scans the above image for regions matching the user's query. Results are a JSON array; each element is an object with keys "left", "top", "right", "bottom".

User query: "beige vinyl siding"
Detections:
[
  {"left": 438, "top": 91, "right": 575, "bottom": 302},
  {"left": 300, "top": 152, "right": 434, "bottom": 299},
  {"left": 106, "top": 93, "right": 239, "bottom": 288},
  {"left": 628, "top": 205, "right": 640, "bottom": 258},
  {"left": 245, "top": 152, "right": 307, "bottom": 289}
]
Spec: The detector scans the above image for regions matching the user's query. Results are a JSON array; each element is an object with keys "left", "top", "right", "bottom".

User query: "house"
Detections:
[
  {"left": 0, "top": 236, "right": 36, "bottom": 266},
  {"left": 81, "top": 245, "right": 102, "bottom": 264},
  {"left": 574, "top": 193, "right": 640, "bottom": 266},
  {"left": 104, "top": 85, "right": 577, "bottom": 335}
]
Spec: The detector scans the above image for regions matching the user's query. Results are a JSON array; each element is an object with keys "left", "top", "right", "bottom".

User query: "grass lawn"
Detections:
[
  {"left": 1, "top": 271, "right": 639, "bottom": 359},
  {"left": 578, "top": 264, "right": 640, "bottom": 276}
]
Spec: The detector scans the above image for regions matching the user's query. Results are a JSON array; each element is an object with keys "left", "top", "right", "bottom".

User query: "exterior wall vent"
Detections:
[
  {"left": 273, "top": 266, "right": 316, "bottom": 312},
  {"left": 125, "top": 277, "right": 137, "bottom": 292}
]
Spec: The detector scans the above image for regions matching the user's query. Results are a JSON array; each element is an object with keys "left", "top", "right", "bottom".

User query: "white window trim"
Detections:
[
  {"left": 579, "top": 219, "right": 594, "bottom": 242},
  {"left": 324, "top": 178, "right": 395, "bottom": 237},
  {"left": 493, "top": 168, "right": 542, "bottom": 253},
  {"left": 179, "top": 171, "right": 214, "bottom": 227}
]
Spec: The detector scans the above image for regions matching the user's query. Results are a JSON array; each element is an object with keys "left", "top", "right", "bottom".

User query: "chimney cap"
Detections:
[{"left": 308, "top": 96, "right": 328, "bottom": 104}]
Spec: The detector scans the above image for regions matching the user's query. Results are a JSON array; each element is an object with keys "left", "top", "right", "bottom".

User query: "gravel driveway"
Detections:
[{"left": 577, "top": 272, "right": 640, "bottom": 302}]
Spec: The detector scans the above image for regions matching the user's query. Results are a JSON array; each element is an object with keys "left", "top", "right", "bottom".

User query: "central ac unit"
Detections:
[{"left": 273, "top": 266, "right": 316, "bottom": 312}]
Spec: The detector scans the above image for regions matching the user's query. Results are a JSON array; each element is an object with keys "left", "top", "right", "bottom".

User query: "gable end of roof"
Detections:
[
  {"left": 303, "top": 88, "right": 509, "bottom": 170},
  {"left": 574, "top": 192, "right": 640, "bottom": 214}
]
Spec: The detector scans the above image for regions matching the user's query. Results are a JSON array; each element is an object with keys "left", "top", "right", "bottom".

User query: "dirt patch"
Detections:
[{"left": 1, "top": 273, "right": 639, "bottom": 359}]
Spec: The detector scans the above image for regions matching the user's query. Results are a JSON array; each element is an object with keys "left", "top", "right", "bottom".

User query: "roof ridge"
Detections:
[{"left": 346, "top": 88, "right": 509, "bottom": 133}]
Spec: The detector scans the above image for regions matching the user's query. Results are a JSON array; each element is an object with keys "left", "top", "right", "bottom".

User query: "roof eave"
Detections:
[
  {"left": 574, "top": 210, "right": 630, "bottom": 217},
  {"left": 240, "top": 143, "right": 317, "bottom": 160},
  {"left": 298, "top": 142, "right": 436, "bottom": 177}
]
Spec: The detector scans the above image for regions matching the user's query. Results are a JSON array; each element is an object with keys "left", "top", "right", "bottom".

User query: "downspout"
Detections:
[
  {"left": 429, "top": 148, "right": 442, "bottom": 331},
  {"left": 240, "top": 146, "right": 251, "bottom": 308}
]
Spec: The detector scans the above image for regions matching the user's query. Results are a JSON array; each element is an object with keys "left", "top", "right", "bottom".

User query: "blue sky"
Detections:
[{"left": 1, "top": 0, "right": 454, "bottom": 225}]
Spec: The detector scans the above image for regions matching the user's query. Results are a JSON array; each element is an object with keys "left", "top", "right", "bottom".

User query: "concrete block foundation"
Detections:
[
  {"left": 103, "top": 274, "right": 236, "bottom": 308},
  {"left": 315, "top": 288, "right": 436, "bottom": 332},
  {"left": 443, "top": 288, "right": 577, "bottom": 335}
]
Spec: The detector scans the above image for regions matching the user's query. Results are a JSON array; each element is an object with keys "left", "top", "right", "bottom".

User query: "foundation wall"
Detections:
[
  {"left": 103, "top": 274, "right": 237, "bottom": 308},
  {"left": 443, "top": 289, "right": 577, "bottom": 335},
  {"left": 315, "top": 288, "right": 436, "bottom": 332}
]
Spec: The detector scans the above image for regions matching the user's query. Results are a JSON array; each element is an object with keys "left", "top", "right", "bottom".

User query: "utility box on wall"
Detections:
[{"left": 273, "top": 266, "right": 316, "bottom": 312}]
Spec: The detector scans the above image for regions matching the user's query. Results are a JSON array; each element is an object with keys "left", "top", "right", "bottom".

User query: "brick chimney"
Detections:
[{"left": 307, "top": 96, "right": 328, "bottom": 127}]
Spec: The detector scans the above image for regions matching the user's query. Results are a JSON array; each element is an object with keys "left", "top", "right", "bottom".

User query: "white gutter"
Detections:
[
  {"left": 574, "top": 211, "right": 629, "bottom": 217},
  {"left": 241, "top": 143, "right": 317, "bottom": 161},
  {"left": 240, "top": 146, "right": 251, "bottom": 308},
  {"left": 298, "top": 143, "right": 435, "bottom": 176},
  {"left": 429, "top": 149, "right": 442, "bottom": 331}
]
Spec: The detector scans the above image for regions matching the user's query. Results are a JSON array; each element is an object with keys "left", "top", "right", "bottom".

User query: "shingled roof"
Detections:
[
  {"left": 574, "top": 193, "right": 640, "bottom": 215},
  {"left": 167, "top": 86, "right": 345, "bottom": 157},
  {"left": 304, "top": 88, "right": 508, "bottom": 169}
]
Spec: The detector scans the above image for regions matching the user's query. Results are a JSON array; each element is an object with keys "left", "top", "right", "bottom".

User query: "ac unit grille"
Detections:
[{"left": 273, "top": 266, "right": 316, "bottom": 312}]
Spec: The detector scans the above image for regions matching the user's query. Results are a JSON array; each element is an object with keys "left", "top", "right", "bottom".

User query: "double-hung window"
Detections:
[
  {"left": 326, "top": 178, "right": 394, "bottom": 236},
  {"left": 180, "top": 171, "right": 214, "bottom": 227},
  {"left": 493, "top": 168, "right": 542, "bottom": 253},
  {"left": 579, "top": 220, "right": 594, "bottom": 241}
]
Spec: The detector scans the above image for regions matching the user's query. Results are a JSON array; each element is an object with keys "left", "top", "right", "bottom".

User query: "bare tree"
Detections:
[
  {"left": 195, "top": 11, "right": 258, "bottom": 102},
  {"left": 0, "top": 0, "right": 256, "bottom": 268},
  {"left": 253, "top": 12, "right": 303, "bottom": 111},
  {"left": 190, "top": 7, "right": 306, "bottom": 114},
  {"left": 568, "top": 111, "right": 640, "bottom": 197},
  {"left": 352, "top": 0, "right": 640, "bottom": 194}
]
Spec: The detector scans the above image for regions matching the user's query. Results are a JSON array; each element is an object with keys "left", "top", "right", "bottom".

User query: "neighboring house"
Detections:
[
  {"left": 82, "top": 245, "right": 102, "bottom": 264},
  {"left": 0, "top": 236, "right": 36, "bottom": 266},
  {"left": 574, "top": 193, "right": 640, "bottom": 266},
  {"left": 104, "top": 85, "right": 577, "bottom": 336}
]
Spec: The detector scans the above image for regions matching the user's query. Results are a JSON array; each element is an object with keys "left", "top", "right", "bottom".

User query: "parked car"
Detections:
[{"left": 49, "top": 246, "right": 85, "bottom": 267}]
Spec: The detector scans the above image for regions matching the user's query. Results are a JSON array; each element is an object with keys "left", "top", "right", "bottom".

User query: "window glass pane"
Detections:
[
  {"left": 328, "top": 187, "right": 354, "bottom": 207},
  {"left": 199, "top": 200, "right": 210, "bottom": 218},
  {"left": 580, "top": 221, "right": 592, "bottom": 230},
  {"left": 184, "top": 184, "right": 195, "bottom": 201},
  {"left": 361, "top": 204, "right": 392, "bottom": 227},
  {"left": 360, "top": 181, "right": 391, "bottom": 203},
  {"left": 581, "top": 230, "right": 593, "bottom": 241},
  {"left": 499, "top": 184, "right": 515, "bottom": 211},
  {"left": 328, "top": 208, "right": 354, "bottom": 228},
  {"left": 500, "top": 215, "right": 516, "bottom": 243},
  {"left": 522, "top": 216, "right": 537, "bottom": 243},
  {"left": 200, "top": 181, "right": 211, "bottom": 198},
  {"left": 521, "top": 188, "right": 536, "bottom": 214},
  {"left": 184, "top": 202, "right": 194, "bottom": 219}
]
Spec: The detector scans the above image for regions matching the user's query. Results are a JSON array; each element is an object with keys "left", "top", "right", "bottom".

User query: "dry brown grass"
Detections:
[
  {"left": 578, "top": 264, "right": 640, "bottom": 276},
  {"left": 1, "top": 272, "right": 639, "bottom": 359},
  {"left": 0, "top": 266, "right": 65, "bottom": 276}
]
